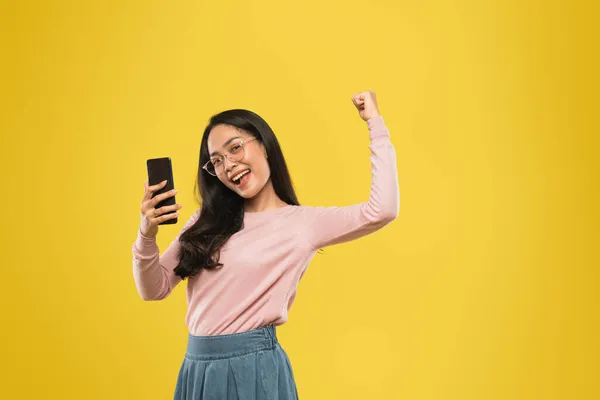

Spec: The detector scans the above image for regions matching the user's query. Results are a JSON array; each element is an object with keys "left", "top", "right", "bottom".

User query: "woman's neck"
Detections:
[{"left": 244, "top": 180, "right": 287, "bottom": 213}]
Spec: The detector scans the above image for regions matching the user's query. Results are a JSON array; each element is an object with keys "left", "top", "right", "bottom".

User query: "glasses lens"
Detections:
[
  {"left": 213, "top": 161, "right": 223, "bottom": 175},
  {"left": 205, "top": 160, "right": 218, "bottom": 176},
  {"left": 229, "top": 141, "right": 245, "bottom": 161},
  {"left": 205, "top": 140, "right": 249, "bottom": 176}
]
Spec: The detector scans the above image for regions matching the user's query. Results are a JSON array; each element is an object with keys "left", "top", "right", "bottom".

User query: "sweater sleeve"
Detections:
[
  {"left": 306, "top": 115, "right": 400, "bottom": 250},
  {"left": 131, "top": 209, "right": 200, "bottom": 300}
]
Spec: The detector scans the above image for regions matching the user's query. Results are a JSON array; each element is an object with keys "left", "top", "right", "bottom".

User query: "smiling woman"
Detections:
[
  {"left": 177, "top": 109, "right": 301, "bottom": 276},
  {"left": 131, "top": 92, "right": 400, "bottom": 399}
]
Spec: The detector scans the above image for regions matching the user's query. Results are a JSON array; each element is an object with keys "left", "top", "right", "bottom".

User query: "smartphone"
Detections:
[{"left": 146, "top": 157, "right": 178, "bottom": 225}]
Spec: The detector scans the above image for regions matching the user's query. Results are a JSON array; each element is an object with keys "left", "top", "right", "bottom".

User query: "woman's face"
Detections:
[{"left": 206, "top": 124, "right": 271, "bottom": 199}]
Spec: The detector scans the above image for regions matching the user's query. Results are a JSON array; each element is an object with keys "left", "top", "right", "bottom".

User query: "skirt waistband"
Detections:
[{"left": 185, "top": 324, "right": 279, "bottom": 361}]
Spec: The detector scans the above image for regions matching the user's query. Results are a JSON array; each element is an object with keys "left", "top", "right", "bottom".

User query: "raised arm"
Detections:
[
  {"left": 132, "top": 210, "right": 200, "bottom": 300},
  {"left": 306, "top": 92, "right": 399, "bottom": 249}
]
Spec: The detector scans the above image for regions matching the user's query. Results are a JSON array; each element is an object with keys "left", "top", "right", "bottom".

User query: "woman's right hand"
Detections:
[{"left": 139, "top": 180, "right": 183, "bottom": 238}]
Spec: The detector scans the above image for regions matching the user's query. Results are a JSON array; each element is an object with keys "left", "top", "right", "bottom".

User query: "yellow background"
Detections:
[{"left": 1, "top": 1, "right": 598, "bottom": 399}]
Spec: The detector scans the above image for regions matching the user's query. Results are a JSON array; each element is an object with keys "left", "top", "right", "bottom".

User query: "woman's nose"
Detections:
[{"left": 223, "top": 156, "right": 237, "bottom": 172}]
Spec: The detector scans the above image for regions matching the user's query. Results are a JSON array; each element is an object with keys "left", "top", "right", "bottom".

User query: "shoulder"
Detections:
[{"left": 181, "top": 208, "right": 202, "bottom": 231}]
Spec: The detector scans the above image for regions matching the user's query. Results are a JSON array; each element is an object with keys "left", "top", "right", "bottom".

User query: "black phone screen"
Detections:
[{"left": 146, "top": 157, "right": 178, "bottom": 225}]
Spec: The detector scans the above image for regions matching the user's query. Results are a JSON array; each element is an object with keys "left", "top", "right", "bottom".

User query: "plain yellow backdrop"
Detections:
[{"left": 1, "top": 1, "right": 598, "bottom": 399}]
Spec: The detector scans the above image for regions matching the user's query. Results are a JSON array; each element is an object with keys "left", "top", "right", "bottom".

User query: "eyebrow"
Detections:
[{"left": 209, "top": 136, "right": 241, "bottom": 157}]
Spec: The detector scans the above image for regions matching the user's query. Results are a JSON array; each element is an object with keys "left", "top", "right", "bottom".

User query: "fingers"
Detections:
[
  {"left": 352, "top": 96, "right": 365, "bottom": 110},
  {"left": 153, "top": 210, "right": 180, "bottom": 224},
  {"left": 142, "top": 203, "right": 182, "bottom": 223},
  {"left": 351, "top": 95, "right": 366, "bottom": 111},
  {"left": 149, "top": 180, "right": 168, "bottom": 191},
  {"left": 143, "top": 179, "right": 168, "bottom": 201},
  {"left": 352, "top": 91, "right": 375, "bottom": 103},
  {"left": 351, "top": 94, "right": 364, "bottom": 105},
  {"left": 139, "top": 179, "right": 181, "bottom": 232},
  {"left": 351, "top": 91, "right": 378, "bottom": 115},
  {"left": 153, "top": 203, "right": 183, "bottom": 217},
  {"left": 150, "top": 188, "right": 178, "bottom": 208},
  {"left": 140, "top": 180, "right": 177, "bottom": 219}
]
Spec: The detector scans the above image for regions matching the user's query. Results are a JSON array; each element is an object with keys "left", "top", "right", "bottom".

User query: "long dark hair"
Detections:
[{"left": 174, "top": 109, "right": 299, "bottom": 279}]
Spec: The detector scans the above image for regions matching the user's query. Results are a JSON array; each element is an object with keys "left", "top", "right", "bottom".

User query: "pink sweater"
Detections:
[{"left": 132, "top": 115, "right": 399, "bottom": 336}]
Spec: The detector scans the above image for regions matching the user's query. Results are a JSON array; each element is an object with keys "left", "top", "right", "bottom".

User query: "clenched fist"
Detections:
[{"left": 351, "top": 91, "right": 380, "bottom": 122}]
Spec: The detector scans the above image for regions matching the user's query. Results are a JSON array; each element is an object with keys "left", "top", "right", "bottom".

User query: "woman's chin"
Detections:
[
  {"left": 233, "top": 184, "right": 257, "bottom": 198},
  {"left": 238, "top": 182, "right": 266, "bottom": 199},
  {"left": 238, "top": 191, "right": 255, "bottom": 199}
]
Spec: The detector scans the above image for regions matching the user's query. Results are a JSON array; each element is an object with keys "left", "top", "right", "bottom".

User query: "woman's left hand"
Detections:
[{"left": 351, "top": 90, "right": 380, "bottom": 121}]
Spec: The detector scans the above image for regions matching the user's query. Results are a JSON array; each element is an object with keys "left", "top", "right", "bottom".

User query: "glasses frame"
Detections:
[{"left": 202, "top": 136, "right": 259, "bottom": 177}]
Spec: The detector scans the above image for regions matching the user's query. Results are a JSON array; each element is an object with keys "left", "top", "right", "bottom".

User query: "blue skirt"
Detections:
[{"left": 174, "top": 324, "right": 299, "bottom": 399}]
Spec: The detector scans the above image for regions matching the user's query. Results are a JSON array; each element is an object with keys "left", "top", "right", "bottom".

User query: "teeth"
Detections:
[{"left": 232, "top": 170, "right": 250, "bottom": 183}]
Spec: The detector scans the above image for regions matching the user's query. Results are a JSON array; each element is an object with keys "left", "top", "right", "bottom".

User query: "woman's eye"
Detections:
[
  {"left": 212, "top": 158, "right": 222, "bottom": 166},
  {"left": 230, "top": 144, "right": 242, "bottom": 153}
]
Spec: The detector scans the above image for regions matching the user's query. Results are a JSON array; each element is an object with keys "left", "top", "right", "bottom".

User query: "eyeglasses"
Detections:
[{"left": 202, "top": 136, "right": 259, "bottom": 176}]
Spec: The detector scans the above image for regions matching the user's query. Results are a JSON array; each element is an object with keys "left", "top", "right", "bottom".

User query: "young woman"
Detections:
[{"left": 132, "top": 91, "right": 399, "bottom": 399}]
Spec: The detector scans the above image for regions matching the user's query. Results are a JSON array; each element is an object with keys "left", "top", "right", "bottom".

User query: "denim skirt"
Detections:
[{"left": 174, "top": 324, "right": 299, "bottom": 399}]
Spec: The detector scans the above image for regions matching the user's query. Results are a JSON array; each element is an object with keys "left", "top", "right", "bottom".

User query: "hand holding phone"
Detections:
[{"left": 139, "top": 157, "right": 183, "bottom": 237}]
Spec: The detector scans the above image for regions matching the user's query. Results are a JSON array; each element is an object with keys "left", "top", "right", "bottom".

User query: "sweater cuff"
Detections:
[
  {"left": 367, "top": 115, "right": 389, "bottom": 140},
  {"left": 135, "top": 228, "right": 159, "bottom": 250}
]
